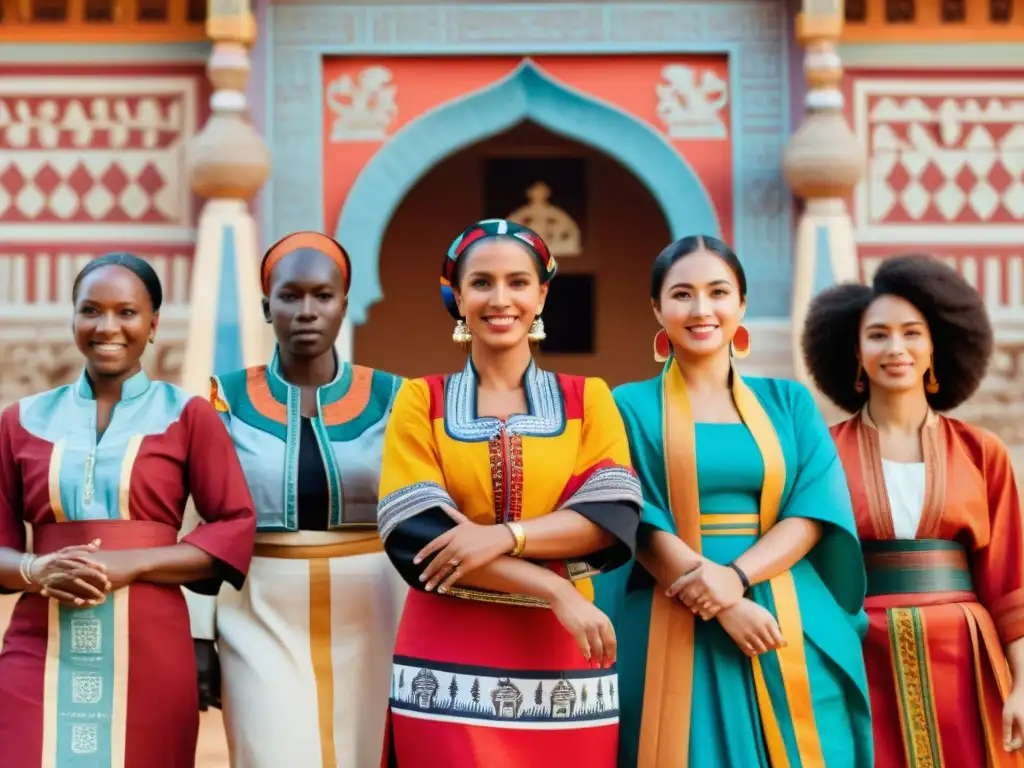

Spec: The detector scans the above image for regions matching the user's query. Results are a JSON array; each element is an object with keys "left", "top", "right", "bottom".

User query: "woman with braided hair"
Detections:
[{"left": 802, "top": 254, "right": 1024, "bottom": 767}]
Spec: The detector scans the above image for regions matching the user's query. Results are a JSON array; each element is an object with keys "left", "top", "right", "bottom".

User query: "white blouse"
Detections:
[{"left": 881, "top": 459, "right": 926, "bottom": 539}]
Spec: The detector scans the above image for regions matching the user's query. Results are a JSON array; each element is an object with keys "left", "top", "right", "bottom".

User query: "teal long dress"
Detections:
[{"left": 594, "top": 375, "right": 873, "bottom": 768}]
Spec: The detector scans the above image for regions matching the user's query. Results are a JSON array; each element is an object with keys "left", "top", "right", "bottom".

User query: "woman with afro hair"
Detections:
[{"left": 802, "top": 254, "right": 1024, "bottom": 768}]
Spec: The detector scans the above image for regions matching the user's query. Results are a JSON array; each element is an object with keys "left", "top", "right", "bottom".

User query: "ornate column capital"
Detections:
[
  {"left": 783, "top": 1, "right": 864, "bottom": 201},
  {"left": 784, "top": 1, "right": 865, "bottom": 388},
  {"left": 206, "top": 0, "right": 258, "bottom": 46},
  {"left": 186, "top": 0, "right": 270, "bottom": 202}
]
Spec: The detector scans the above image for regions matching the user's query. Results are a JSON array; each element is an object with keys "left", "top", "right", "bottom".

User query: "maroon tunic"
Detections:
[{"left": 0, "top": 371, "right": 256, "bottom": 768}]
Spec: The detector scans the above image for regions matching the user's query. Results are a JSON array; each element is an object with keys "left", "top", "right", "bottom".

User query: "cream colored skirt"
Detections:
[{"left": 217, "top": 532, "right": 407, "bottom": 768}]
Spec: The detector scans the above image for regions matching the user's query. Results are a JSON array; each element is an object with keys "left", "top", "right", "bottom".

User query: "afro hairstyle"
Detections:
[{"left": 801, "top": 254, "right": 993, "bottom": 414}]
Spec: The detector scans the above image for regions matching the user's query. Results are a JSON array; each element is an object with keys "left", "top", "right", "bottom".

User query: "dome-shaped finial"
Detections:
[
  {"left": 785, "top": 5, "right": 866, "bottom": 389},
  {"left": 784, "top": 111, "right": 865, "bottom": 200},
  {"left": 783, "top": 23, "right": 865, "bottom": 201},
  {"left": 186, "top": 2, "right": 270, "bottom": 202}
]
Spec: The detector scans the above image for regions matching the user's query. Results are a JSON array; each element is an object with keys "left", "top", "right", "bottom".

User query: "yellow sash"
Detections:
[{"left": 636, "top": 362, "right": 825, "bottom": 768}]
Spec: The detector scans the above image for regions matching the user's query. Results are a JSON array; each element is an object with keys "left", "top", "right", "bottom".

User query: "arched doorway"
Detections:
[
  {"left": 332, "top": 59, "right": 720, "bottom": 331},
  {"left": 353, "top": 121, "right": 671, "bottom": 386}
]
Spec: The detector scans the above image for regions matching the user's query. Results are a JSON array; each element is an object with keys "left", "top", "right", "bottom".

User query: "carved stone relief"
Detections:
[
  {"left": 0, "top": 339, "right": 184, "bottom": 408},
  {"left": 0, "top": 82, "right": 198, "bottom": 227},
  {"left": 325, "top": 66, "right": 398, "bottom": 142},
  {"left": 655, "top": 64, "right": 730, "bottom": 140},
  {"left": 268, "top": 1, "right": 795, "bottom": 315}
]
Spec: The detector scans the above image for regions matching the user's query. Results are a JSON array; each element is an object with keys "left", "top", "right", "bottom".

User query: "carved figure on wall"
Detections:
[
  {"left": 506, "top": 181, "right": 582, "bottom": 258},
  {"left": 0, "top": 96, "right": 182, "bottom": 150},
  {"left": 326, "top": 65, "right": 398, "bottom": 142},
  {"left": 655, "top": 64, "right": 729, "bottom": 140}
]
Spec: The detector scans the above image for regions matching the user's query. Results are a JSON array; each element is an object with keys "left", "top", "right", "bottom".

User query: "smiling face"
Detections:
[
  {"left": 653, "top": 249, "right": 745, "bottom": 359},
  {"left": 263, "top": 248, "right": 347, "bottom": 359},
  {"left": 73, "top": 265, "right": 157, "bottom": 380},
  {"left": 859, "top": 294, "right": 933, "bottom": 395},
  {"left": 452, "top": 238, "right": 548, "bottom": 352}
]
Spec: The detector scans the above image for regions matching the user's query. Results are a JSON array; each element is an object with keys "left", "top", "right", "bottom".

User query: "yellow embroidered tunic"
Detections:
[{"left": 376, "top": 360, "right": 642, "bottom": 768}]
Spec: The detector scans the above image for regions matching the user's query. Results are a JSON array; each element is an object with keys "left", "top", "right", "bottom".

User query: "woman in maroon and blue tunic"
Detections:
[{"left": 0, "top": 252, "right": 257, "bottom": 767}]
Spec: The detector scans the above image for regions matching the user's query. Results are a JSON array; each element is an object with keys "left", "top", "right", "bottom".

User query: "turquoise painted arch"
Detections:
[{"left": 334, "top": 58, "right": 721, "bottom": 326}]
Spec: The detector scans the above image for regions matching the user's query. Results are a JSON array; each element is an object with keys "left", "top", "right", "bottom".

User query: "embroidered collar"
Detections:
[
  {"left": 444, "top": 357, "right": 565, "bottom": 441},
  {"left": 265, "top": 346, "right": 351, "bottom": 406},
  {"left": 75, "top": 368, "right": 151, "bottom": 402}
]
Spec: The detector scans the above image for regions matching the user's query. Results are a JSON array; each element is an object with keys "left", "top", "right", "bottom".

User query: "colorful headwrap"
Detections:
[
  {"left": 440, "top": 218, "right": 557, "bottom": 319},
  {"left": 261, "top": 231, "right": 352, "bottom": 295}
]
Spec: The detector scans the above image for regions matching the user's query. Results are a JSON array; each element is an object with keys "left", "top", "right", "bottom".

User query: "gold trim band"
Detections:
[{"left": 253, "top": 538, "right": 383, "bottom": 560}]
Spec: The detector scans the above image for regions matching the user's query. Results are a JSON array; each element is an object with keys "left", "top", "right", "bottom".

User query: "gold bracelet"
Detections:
[{"left": 505, "top": 522, "right": 526, "bottom": 557}]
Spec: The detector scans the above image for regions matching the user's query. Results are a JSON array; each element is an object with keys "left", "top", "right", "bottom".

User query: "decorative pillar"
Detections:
[
  {"left": 783, "top": 0, "right": 865, "bottom": 387},
  {"left": 180, "top": 0, "right": 271, "bottom": 641},
  {"left": 337, "top": 318, "right": 354, "bottom": 363}
]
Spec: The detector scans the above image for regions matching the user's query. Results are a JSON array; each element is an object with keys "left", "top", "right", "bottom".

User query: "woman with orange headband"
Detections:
[{"left": 208, "top": 231, "right": 407, "bottom": 768}]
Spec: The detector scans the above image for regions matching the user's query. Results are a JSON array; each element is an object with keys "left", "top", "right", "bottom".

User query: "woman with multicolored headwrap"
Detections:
[
  {"left": 376, "top": 218, "right": 642, "bottom": 767},
  {"left": 209, "top": 232, "right": 407, "bottom": 768}
]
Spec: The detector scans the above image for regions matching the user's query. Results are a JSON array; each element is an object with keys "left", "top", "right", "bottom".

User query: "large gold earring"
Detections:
[
  {"left": 452, "top": 319, "right": 472, "bottom": 345},
  {"left": 925, "top": 368, "right": 940, "bottom": 394},
  {"left": 854, "top": 360, "right": 866, "bottom": 393},
  {"left": 528, "top": 316, "right": 546, "bottom": 343}
]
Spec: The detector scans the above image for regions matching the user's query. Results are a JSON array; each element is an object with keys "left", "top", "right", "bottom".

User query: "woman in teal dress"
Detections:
[{"left": 599, "top": 235, "right": 873, "bottom": 768}]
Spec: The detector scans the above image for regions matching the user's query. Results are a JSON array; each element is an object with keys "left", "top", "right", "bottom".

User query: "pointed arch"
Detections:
[{"left": 334, "top": 59, "right": 719, "bottom": 325}]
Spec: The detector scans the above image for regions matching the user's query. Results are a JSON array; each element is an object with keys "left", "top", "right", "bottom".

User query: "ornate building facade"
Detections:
[
  {"left": 0, "top": 0, "right": 1022, "bottom": 469},
  {"left": 0, "top": 2, "right": 1021, "bottom": 762}
]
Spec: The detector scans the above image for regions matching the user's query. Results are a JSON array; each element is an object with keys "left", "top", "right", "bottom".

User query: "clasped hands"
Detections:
[
  {"left": 413, "top": 506, "right": 617, "bottom": 669},
  {"left": 24, "top": 539, "right": 141, "bottom": 608},
  {"left": 414, "top": 506, "right": 516, "bottom": 594},
  {"left": 667, "top": 559, "right": 785, "bottom": 658}
]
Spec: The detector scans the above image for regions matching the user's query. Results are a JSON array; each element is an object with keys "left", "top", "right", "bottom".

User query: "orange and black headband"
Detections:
[{"left": 261, "top": 231, "right": 352, "bottom": 295}]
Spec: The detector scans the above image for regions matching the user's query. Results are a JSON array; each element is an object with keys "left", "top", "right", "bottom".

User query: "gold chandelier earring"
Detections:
[
  {"left": 452, "top": 319, "right": 472, "bottom": 345},
  {"left": 925, "top": 368, "right": 940, "bottom": 394},
  {"left": 528, "top": 313, "right": 546, "bottom": 343}
]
